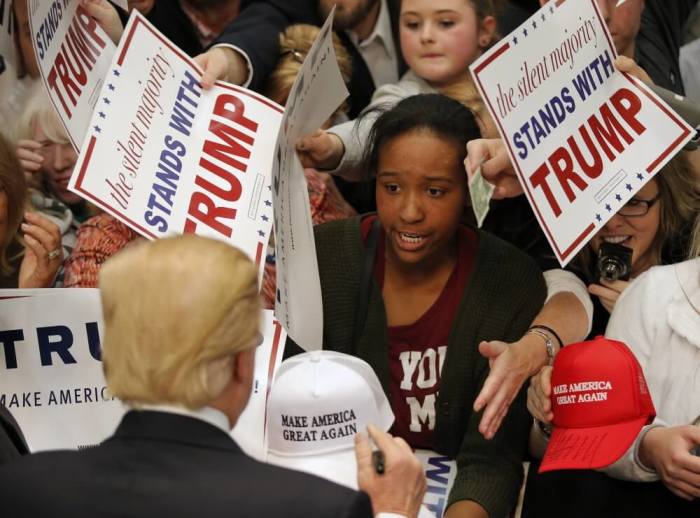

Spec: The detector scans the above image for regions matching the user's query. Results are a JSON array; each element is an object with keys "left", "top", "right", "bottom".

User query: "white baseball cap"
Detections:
[{"left": 265, "top": 350, "right": 394, "bottom": 488}]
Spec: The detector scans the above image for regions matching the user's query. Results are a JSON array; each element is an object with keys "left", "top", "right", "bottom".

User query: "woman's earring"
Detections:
[{"left": 479, "top": 37, "right": 489, "bottom": 47}]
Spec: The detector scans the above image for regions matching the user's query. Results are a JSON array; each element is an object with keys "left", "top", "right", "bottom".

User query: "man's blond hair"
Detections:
[{"left": 99, "top": 235, "right": 260, "bottom": 409}]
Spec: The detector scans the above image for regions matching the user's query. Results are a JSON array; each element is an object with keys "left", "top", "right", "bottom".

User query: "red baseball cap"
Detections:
[{"left": 539, "top": 336, "right": 655, "bottom": 473}]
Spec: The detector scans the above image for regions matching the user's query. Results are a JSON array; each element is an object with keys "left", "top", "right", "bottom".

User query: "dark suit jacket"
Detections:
[
  {"left": 0, "top": 404, "right": 28, "bottom": 465},
  {"left": 216, "top": 0, "right": 405, "bottom": 118},
  {"left": 138, "top": 0, "right": 254, "bottom": 57},
  {"left": 0, "top": 410, "right": 373, "bottom": 518}
]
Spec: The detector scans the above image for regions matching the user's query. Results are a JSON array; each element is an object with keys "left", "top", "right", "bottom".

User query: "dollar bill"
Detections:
[{"left": 469, "top": 164, "right": 495, "bottom": 228}]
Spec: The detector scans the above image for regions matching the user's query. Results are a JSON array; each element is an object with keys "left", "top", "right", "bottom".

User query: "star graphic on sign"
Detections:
[
  {"left": 523, "top": 28, "right": 528, "bottom": 37},
  {"left": 541, "top": 13, "right": 546, "bottom": 22},
  {"left": 94, "top": 125, "right": 101, "bottom": 133},
  {"left": 626, "top": 183, "right": 633, "bottom": 191},
  {"left": 532, "top": 20, "right": 537, "bottom": 29},
  {"left": 615, "top": 193, "right": 622, "bottom": 202},
  {"left": 98, "top": 111, "right": 106, "bottom": 119},
  {"left": 103, "top": 97, "right": 111, "bottom": 105},
  {"left": 513, "top": 35, "right": 519, "bottom": 45},
  {"left": 595, "top": 214, "right": 602, "bottom": 222},
  {"left": 605, "top": 203, "right": 612, "bottom": 212},
  {"left": 113, "top": 69, "right": 120, "bottom": 77},
  {"left": 258, "top": 230, "right": 265, "bottom": 238},
  {"left": 267, "top": 185, "right": 272, "bottom": 191},
  {"left": 108, "top": 84, "right": 115, "bottom": 91},
  {"left": 264, "top": 200, "right": 272, "bottom": 207},
  {"left": 549, "top": 5, "right": 554, "bottom": 14},
  {"left": 636, "top": 173, "right": 643, "bottom": 180},
  {"left": 261, "top": 214, "right": 269, "bottom": 222}
]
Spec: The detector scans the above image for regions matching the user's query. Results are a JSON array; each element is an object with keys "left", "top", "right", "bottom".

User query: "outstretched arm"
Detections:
[{"left": 475, "top": 271, "right": 592, "bottom": 439}]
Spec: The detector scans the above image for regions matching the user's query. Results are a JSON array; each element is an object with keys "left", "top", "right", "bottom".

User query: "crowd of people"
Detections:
[{"left": 0, "top": 0, "right": 698, "bottom": 517}]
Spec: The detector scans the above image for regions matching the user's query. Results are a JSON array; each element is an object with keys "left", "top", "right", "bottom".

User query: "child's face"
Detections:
[
  {"left": 376, "top": 129, "right": 466, "bottom": 270},
  {"left": 399, "top": 0, "right": 493, "bottom": 87}
]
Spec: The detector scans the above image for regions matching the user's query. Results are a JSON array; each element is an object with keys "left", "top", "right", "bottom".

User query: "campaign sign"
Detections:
[
  {"left": 0, "top": 0, "right": 17, "bottom": 79},
  {"left": 271, "top": 7, "right": 349, "bottom": 349},
  {"left": 415, "top": 450, "right": 457, "bottom": 518},
  {"left": 0, "top": 289, "right": 125, "bottom": 452},
  {"left": 28, "top": 0, "right": 116, "bottom": 150},
  {"left": 231, "top": 310, "right": 286, "bottom": 461},
  {"left": 69, "top": 11, "right": 279, "bottom": 280},
  {"left": 470, "top": 0, "right": 693, "bottom": 265}
]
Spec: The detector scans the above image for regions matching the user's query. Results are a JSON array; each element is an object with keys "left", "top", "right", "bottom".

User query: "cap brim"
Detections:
[
  {"left": 266, "top": 448, "right": 358, "bottom": 489},
  {"left": 539, "top": 416, "right": 648, "bottom": 473}
]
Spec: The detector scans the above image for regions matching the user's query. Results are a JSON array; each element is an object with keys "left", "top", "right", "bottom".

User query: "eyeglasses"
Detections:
[{"left": 617, "top": 193, "right": 660, "bottom": 217}]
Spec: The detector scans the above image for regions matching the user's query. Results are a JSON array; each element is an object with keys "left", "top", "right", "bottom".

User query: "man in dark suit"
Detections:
[
  {"left": 0, "top": 235, "right": 425, "bottom": 517},
  {"left": 195, "top": 0, "right": 404, "bottom": 119}
]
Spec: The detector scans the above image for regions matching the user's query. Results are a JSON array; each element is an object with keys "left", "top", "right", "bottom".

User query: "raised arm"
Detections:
[{"left": 195, "top": 0, "right": 317, "bottom": 90}]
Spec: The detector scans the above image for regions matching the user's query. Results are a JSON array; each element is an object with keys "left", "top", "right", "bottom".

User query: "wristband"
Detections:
[
  {"left": 528, "top": 324, "right": 563, "bottom": 350},
  {"left": 526, "top": 328, "right": 555, "bottom": 366}
]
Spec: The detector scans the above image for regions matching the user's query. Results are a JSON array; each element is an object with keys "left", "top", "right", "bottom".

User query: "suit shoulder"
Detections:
[{"left": 239, "top": 460, "right": 372, "bottom": 517}]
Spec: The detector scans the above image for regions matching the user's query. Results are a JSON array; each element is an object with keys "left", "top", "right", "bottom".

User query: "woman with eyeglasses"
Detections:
[
  {"left": 523, "top": 177, "right": 700, "bottom": 518},
  {"left": 572, "top": 154, "right": 700, "bottom": 338}
]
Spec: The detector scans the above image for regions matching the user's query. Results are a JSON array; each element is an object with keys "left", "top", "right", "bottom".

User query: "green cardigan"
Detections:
[{"left": 299, "top": 217, "right": 546, "bottom": 517}]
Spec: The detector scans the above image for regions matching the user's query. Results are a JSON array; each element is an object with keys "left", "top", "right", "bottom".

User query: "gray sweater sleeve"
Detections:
[{"left": 328, "top": 72, "right": 435, "bottom": 181}]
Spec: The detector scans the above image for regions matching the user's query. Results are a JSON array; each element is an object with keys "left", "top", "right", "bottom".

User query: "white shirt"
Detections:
[
  {"left": 344, "top": 0, "right": 399, "bottom": 88},
  {"left": 603, "top": 258, "right": 700, "bottom": 481}
]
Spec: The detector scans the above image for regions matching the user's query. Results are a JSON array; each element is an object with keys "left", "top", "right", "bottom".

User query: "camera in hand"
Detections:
[{"left": 596, "top": 242, "right": 632, "bottom": 282}]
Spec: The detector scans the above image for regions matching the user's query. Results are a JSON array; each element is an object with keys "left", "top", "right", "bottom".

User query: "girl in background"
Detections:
[{"left": 297, "top": 0, "right": 501, "bottom": 177}]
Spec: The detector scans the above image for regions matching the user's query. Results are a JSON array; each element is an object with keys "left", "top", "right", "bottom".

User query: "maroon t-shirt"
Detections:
[{"left": 360, "top": 216, "right": 477, "bottom": 448}]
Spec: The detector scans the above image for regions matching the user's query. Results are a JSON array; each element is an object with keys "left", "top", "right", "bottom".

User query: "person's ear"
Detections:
[
  {"left": 477, "top": 16, "right": 497, "bottom": 49},
  {"left": 232, "top": 348, "right": 255, "bottom": 385}
]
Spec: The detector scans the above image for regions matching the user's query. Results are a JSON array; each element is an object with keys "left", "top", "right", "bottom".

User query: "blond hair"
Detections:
[
  {"left": 266, "top": 24, "right": 352, "bottom": 117},
  {"left": 654, "top": 154, "right": 700, "bottom": 262},
  {"left": 439, "top": 78, "right": 498, "bottom": 137},
  {"left": 15, "top": 84, "right": 69, "bottom": 144},
  {"left": 100, "top": 235, "right": 261, "bottom": 409}
]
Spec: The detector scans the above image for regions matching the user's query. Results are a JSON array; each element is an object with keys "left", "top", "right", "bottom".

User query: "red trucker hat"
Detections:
[{"left": 539, "top": 336, "right": 656, "bottom": 473}]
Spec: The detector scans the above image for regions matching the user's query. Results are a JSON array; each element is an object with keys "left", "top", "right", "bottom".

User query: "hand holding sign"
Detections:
[
  {"left": 296, "top": 130, "right": 344, "bottom": 170},
  {"left": 80, "top": 0, "right": 124, "bottom": 44},
  {"left": 468, "top": 164, "right": 495, "bottom": 227},
  {"left": 193, "top": 47, "right": 250, "bottom": 90},
  {"left": 465, "top": 138, "right": 521, "bottom": 199}
]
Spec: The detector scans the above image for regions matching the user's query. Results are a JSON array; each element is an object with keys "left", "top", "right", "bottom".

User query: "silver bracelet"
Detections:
[{"left": 526, "top": 328, "right": 555, "bottom": 366}]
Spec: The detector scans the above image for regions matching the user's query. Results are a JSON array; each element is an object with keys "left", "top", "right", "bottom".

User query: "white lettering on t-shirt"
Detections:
[
  {"left": 408, "top": 394, "right": 436, "bottom": 432},
  {"left": 401, "top": 346, "right": 447, "bottom": 433}
]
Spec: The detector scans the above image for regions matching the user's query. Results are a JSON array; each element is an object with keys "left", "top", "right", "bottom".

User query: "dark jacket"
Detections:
[
  {"left": 0, "top": 410, "right": 372, "bottom": 518},
  {"left": 215, "top": 0, "right": 405, "bottom": 118}
]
